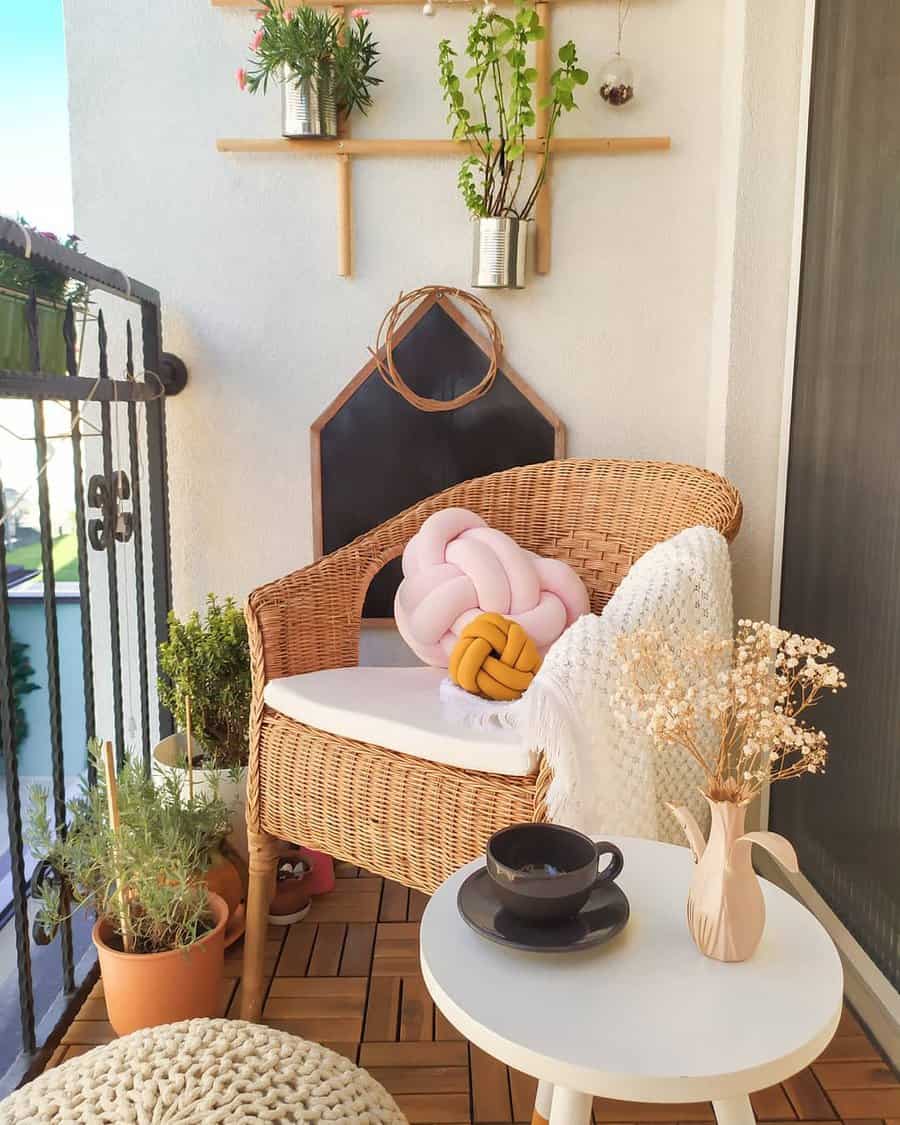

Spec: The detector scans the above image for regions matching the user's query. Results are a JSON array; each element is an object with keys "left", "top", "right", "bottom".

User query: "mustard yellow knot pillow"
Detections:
[{"left": 448, "top": 612, "right": 542, "bottom": 702}]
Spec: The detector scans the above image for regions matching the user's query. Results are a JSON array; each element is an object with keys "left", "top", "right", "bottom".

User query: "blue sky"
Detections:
[{"left": 0, "top": 1, "right": 73, "bottom": 236}]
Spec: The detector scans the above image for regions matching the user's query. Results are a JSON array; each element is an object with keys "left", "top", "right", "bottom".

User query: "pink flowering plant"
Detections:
[
  {"left": 612, "top": 620, "right": 847, "bottom": 804},
  {"left": 0, "top": 216, "right": 85, "bottom": 305},
  {"left": 239, "top": 0, "right": 381, "bottom": 118}
]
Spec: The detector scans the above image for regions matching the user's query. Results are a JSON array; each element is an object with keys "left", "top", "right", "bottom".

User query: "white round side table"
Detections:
[{"left": 420, "top": 836, "right": 843, "bottom": 1125}]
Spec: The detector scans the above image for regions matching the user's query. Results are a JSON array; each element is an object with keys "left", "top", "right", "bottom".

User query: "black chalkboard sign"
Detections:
[{"left": 311, "top": 295, "right": 564, "bottom": 619}]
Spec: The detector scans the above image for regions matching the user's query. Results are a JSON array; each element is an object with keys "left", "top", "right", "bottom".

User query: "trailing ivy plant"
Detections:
[
  {"left": 439, "top": 4, "right": 587, "bottom": 219},
  {"left": 27, "top": 742, "right": 233, "bottom": 954},
  {"left": 157, "top": 595, "right": 251, "bottom": 770},
  {"left": 240, "top": 1, "right": 381, "bottom": 119}
]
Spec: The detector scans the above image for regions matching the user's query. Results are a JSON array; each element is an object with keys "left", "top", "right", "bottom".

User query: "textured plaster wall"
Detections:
[
  {"left": 62, "top": 0, "right": 803, "bottom": 626},
  {"left": 711, "top": 0, "right": 807, "bottom": 620}
]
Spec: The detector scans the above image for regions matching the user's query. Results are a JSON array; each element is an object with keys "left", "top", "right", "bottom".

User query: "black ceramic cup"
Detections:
[{"left": 485, "top": 823, "right": 624, "bottom": 924}]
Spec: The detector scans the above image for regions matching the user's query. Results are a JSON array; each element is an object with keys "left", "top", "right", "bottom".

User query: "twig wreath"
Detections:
[{"left": 369, "top": 285, "right": 504, "bottom": 413}]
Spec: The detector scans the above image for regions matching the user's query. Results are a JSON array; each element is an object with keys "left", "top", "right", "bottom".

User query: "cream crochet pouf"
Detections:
[{"left": 0, "top": 1018, "right": 407, "bottom": 1124}]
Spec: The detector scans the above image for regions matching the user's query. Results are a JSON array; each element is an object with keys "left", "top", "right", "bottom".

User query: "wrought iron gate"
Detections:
[{"left": 0, "top": 218, "right": 185, "bottom": 1092}]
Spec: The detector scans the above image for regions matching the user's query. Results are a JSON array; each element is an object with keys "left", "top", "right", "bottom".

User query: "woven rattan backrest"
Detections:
[{"left": 361, "top": 459, "right": 742, "bottom": 614}]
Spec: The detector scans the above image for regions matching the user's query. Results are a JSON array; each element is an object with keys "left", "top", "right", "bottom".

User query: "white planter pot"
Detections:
[{"left": 152, "top": 733, "right": 248, "bottom": 861}]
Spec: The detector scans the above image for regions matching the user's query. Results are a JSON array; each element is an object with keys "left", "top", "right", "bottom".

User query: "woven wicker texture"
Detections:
[
  {"left": 246, "top": 458, "right": 742, "bottom": 895},
  {"left": 0, "top": 1019, "right": 406, "bottom": 1124}
]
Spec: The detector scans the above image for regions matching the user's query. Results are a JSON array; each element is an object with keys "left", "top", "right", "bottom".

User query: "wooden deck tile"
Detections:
[
  {"left": 509, "top": 1067, "right": 539, "bottom": 1122},
  {"left": 341, "top": 922, "right": 377, "bottom": 976},
  {"left": 381, "top": 880, "right": 411, "bottom": 922},
  {"left": 471, "top": 1044, "right": 513, "bottom": 1122},
  {"left": 814, "top": 1061, "right": 900, "bottom": 1090},
  {"left": 365, "top": 975, "right": 402, "bottom": 1041},
  {"left": 593, "top": 1100, "right": 715, "bottom": 1122},
  {"left": 40, "top": 868, "right": 896, "bottom": 1125},
  {"left": 751, "top": 1084, "right": 797, "bottom": 1120},
  {"left": 394, "top": 1092, "right": 471, "bottom": 1122},
  {"left": 277, "top": 923, "right": 317, "bottom": 975},
  {"left": 783, "top": 1069, "right": 838, "bottom": 1119},
  {"left": 400, "top": 975, "right": 435, "bottom": 1042},
  {"left": 828, "top": 1088, "right": 900, "bottom": 1118},
  {"left": 818, "top": 1037, "right": 882, "bottom": 1063},
  {"left": 309, "top": 922, "right": 347, "bottom": 975}
]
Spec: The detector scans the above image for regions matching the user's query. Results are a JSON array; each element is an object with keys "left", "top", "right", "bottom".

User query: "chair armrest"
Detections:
[{"left": 246, "top": 545, "right": 372, "bottom": 686}]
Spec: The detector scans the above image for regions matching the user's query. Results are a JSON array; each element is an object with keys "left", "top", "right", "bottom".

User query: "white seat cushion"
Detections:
[{"left": 263, "top": 666, "right": 538, "bottom": 777}]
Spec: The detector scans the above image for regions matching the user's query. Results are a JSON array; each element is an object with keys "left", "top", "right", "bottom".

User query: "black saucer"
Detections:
[{"left": 457, "top": 865, "right": 630, "bottom": 953}]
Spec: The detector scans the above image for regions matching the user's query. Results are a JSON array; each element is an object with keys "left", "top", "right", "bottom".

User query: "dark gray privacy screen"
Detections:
[{"left": 775, "top": 0, "right": 900, "bottom": 990}]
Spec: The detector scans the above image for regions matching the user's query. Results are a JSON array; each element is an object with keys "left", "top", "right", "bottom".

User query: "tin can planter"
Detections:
[
  {"left": 281, "top": 64, "right": 338, "bottom": 138},
  {"left": 471, "top": 217, "right": 529, "bottom": 289}
]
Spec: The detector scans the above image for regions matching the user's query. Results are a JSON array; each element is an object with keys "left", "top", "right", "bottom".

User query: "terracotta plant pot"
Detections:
[
  {"left": 92, "top": 891, "right": 228, "bottom": 1036},
  {"left": 203, "top": 847, "right": 246, "bottom": 947}
]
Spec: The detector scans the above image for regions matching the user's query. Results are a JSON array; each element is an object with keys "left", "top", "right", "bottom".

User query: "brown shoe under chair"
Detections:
[{"left": 240, "top": 458, "right": 742, "bottom": 1022}]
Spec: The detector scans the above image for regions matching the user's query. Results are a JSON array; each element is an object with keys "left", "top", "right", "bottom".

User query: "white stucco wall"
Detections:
[{"left": 62, "top": 0, "right": 805, "bottom": 625}]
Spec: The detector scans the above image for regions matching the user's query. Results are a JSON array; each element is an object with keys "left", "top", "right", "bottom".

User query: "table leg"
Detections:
[
  {"left": 532, "top": 1079, "right": 554, "bottom": 1125},
  {"left": 712, "top": 1096, "right": 755, "bottom": 1125},
  {"left": 549, "top": 1087, "right": 593, "bottom": 1125}
]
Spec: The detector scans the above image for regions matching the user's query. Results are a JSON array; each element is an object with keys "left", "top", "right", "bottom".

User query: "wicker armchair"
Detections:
[{"left": 241, "top": 459, "right": 742, "bottom": 1019}]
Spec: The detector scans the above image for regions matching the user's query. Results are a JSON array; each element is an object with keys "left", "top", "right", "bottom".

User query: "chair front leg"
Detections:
[{"left": 240, "top": 828, "right": 281, "bottom": 1021}]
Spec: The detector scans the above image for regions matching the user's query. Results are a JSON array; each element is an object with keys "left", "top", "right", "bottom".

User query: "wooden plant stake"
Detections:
[
  {"left": 102, "top": 740, "right": 133, "bottom": 954},
  {"left": 184, "top": 695, "right": 194, "bottom": 801}
]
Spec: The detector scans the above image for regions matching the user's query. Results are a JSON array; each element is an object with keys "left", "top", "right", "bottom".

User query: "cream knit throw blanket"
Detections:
[{"left": 440, "top": 525, "right": 732, "bottom": 844}]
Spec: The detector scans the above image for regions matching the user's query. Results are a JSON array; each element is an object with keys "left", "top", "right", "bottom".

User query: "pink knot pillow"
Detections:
[{"left": 395, "top": 507, "right": 590, "bottom": 667}]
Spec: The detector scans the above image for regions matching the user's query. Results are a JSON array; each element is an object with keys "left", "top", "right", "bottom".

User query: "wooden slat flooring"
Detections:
[{"left": 48, "top": 863, "right": 898, "bottom": 1125}]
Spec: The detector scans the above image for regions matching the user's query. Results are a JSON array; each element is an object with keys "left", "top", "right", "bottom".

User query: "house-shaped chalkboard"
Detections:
[{"left": 311, "top": 292, "right": 564, "bottom": 620}]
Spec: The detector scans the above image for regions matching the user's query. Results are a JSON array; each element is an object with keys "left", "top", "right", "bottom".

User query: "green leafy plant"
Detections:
[
  {"left": 27, "top": 742, "right": 233, "bottom": 954},
  {"left": 240, "top": 1, "right": 381, "bottom": 118},
  {"left": 0, "top": 216, "right": 87, "bottom": 305},
  {"left": 439, "top": 4, "right": 587, "bottom": 218},
  {"left": 11, "top": 634, "right": 39, "bottom": 751},
  {"left": 157, "top": 595, "right": 251, "bottom": 770}
]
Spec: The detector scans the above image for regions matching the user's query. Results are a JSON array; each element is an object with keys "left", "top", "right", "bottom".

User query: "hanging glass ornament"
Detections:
[
  {"left": 599, "top": 0, "right": 636, "bottom": 106},
  {"left": 599, "top": 54, "right": 635, "bottom": 106}
]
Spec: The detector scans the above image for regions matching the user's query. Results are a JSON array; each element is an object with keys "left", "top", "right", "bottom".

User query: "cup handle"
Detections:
[{"left": 593, "top": 841, "right": 624, "bottom": 886}]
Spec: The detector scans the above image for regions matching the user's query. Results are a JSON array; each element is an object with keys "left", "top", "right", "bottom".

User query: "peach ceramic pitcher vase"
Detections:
[{"left": 667, "top": 797, "right": 799, "bottom": 962}]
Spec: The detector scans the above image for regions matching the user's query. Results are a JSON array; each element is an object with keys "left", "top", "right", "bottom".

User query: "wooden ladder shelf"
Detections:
[{"left": 214, "top": 0, "right": 671, "bottom": 277}]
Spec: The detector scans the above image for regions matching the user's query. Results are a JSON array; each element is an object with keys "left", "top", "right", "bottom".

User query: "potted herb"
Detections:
[
  {"left": 0, "top": 219, "right": 86, "bottom": 374},
  {"left": 438, "top": 5, "right": 587, "bottom": 288},
  {"left": 156, "top": 594, "right": 251, "bottom": 853},
  {"left": 239, "top": 1, "right": 381, "bottom": 138},
  {"left": 27, "top": 744, "right": 233, "bottom": 1035}
]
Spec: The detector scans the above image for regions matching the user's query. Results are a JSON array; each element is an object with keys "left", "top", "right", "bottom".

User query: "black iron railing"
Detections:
[{"left": 0, "top": 218, "right": 185, "bottom": 1091}]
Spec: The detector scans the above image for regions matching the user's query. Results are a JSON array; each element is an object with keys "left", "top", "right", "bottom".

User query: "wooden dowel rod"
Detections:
[
  {"left": 184, "top": 695, "right": 194, "bottom": 800},
  {"left": 332, "top": 5, "right": 353, "bottom": 278},
  {"left": 102, "top": 739, "right": 132, "bottom": 954},
  {"left": 217, "top": 136, "right": 672, "bottom": 155},
  {"left": 534, "top": 0, "right": 551, "bottom": 276},
  {"left": 336, "top": 154, "right": 352, "bottom": 276}
]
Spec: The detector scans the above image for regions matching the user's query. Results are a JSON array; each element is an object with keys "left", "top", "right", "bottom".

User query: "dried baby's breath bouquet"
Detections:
[{"left": 613, "top": 620, "right": 846, "bottom": 804}]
